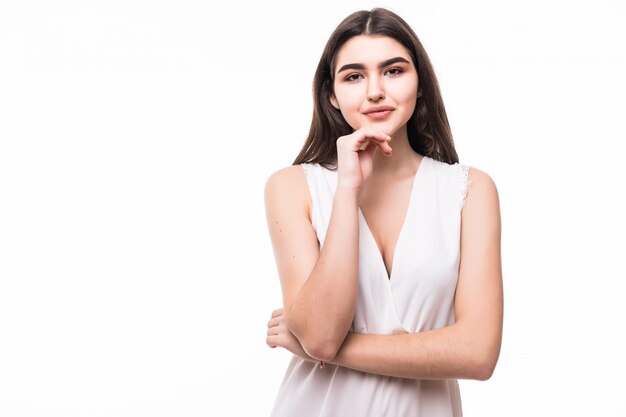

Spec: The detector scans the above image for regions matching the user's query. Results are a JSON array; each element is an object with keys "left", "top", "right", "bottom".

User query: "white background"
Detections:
[{"left": 1, "top": 0, "right": 625, "bottom": 415}]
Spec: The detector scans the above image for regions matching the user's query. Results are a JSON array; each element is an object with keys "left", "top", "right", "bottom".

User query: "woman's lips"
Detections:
[
  {"left": 366, "top": 110, "right": 393, "bottom": 120},
  {"left": 363, "top": 106, "right": 395, "bottom": 120}
]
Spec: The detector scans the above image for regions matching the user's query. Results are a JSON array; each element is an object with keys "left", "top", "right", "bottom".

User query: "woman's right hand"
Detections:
[
  {"left": 336, "top": 127, "right": 392, "bottom": 191},
  {"left": 267, "top": 308, "right": 316, "bottom": 363}
]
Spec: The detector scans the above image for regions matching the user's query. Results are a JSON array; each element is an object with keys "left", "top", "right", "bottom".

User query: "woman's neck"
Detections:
[{"left": 371, "top": 130, "right": 422, "bottom": 178}]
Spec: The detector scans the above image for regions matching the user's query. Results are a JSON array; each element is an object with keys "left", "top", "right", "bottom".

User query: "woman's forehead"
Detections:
[{"left": 335, "top": 35, "right": 412, "bottom": 66}]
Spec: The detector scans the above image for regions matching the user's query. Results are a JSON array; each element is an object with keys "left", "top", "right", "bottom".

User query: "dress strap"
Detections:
[{"left": 457, "top": 163, "right": 471, "bottom": 208}]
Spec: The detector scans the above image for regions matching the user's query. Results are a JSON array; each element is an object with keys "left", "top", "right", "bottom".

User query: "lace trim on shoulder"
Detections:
[
  {"left": 300, "top": 163, "right": 310, "bottom": 179},
  {"left": 300, "top": 163, "right": 314, "bottom": 198},
  {"left": 458, "top": 163, "right": 471, "bottom": 207},
  {"left": 299, "top": 163, "right": 316, "bottom": 229}
]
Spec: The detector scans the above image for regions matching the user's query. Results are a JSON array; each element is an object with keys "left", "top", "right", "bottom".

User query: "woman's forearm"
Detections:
[
  {"left": 330, "top": 323, "right": 499, "bottom": 381},
  {"left": 286, "top": 185, "right": 360, "bottom": 362}
]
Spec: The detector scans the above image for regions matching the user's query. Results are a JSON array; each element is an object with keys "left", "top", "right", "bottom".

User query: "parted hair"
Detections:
[{"left": 292, "top": 8, "right": 459, "bottom": 169}]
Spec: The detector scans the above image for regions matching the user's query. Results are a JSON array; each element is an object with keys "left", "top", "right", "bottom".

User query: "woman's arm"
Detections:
[
  {"left": 265, "top": 129, "right": 392, "bottom": 362},
  {"left": 329, "top": 168, "right": 503, "bottom": 380},
  {"left": 264, "top": 165, "right": 360, "bottom": 361},
  {"left": 268, "top": 167, "right": 503, "bottom": 379}
]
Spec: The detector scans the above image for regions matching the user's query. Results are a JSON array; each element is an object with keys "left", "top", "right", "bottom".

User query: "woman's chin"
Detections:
[{"left": 350, "top": 121, "right": 396, "bottom": 137}]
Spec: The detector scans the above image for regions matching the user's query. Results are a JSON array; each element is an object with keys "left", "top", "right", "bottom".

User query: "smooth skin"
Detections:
[{"left": 265, "top": 35, "right": 503, "bottom": 380}]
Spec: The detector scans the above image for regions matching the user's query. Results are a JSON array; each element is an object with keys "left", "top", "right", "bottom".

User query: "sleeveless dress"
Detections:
[{"left": 270, "top": 155, "right": 470, "bottom": 417}]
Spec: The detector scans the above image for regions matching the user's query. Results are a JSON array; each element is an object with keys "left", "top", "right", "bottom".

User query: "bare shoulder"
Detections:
[
  {"left": 265, "top": 165, "right": 307, "bottom": 192},
  {"left": 264, "top": 164, "right": 311, "bottom": 219},
  {"left": 464, "top": 166, "right": 500, "bottom": 211}
]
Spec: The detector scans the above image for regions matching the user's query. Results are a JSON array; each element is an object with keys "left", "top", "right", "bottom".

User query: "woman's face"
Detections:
[{"left": 330, "top": 35, "right": 418, "bottom": 137}]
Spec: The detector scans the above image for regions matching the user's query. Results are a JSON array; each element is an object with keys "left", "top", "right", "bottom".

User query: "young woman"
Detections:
[{"left": 264, "top": 8, "right": 502, "bottom": 416}]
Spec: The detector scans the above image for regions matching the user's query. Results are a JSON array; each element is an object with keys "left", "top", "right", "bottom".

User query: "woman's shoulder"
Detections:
[
  {"left": 265, "top": 164, "right": 308, "bottom": 194},
  {"left": 428, "top": 157, "right": 498, "bottom": 207},
  {"left": 429, "top": 157, "right": 496, "bottom": 185},
  {"left": 264, "top": 164, "right": 315, "bottom": 224},
  {"left": 264, "top": 164, "right": 313, "bottom": 215},
  {"left": 265, "top": 162, "right": 336, "bottom": 193},
  {"left": 456, "top": 163, "right": 499, "bottom": 211}
]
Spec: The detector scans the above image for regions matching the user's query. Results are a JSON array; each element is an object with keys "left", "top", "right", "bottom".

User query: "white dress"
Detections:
[{"left": 270, "top": 155, "right": 470, "bottom": 417}]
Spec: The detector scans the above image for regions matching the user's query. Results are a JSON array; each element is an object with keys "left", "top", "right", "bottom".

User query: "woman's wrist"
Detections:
[{"left": 333, "top": 185, "right": 360, "bottom": 205}]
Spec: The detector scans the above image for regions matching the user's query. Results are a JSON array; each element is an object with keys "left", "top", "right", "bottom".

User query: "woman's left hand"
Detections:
[{"left": 267, "top": 308, "right": 316, "bottom": 363}]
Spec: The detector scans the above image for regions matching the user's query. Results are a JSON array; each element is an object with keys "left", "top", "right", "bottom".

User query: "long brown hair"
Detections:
[{"left": 292, "top": 8, "right": 458, "bottom": 169}]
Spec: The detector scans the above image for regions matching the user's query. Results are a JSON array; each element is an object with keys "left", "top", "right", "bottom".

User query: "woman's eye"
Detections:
[
  {"left": 386, "top": 67, "right": 403, "bottom": 76},
  {"left": 346, "top": 73, "right": 363, "bottom": 82}
]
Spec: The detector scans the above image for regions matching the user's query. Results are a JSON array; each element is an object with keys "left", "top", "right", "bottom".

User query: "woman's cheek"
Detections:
[{"left": 341, "top": 112, "right": 362, "bottom": 130}]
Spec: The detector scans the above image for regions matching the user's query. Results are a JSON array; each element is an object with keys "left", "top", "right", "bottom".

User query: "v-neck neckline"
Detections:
[{"left": 358, "top": 155, "right": 428, "bottom": 281}]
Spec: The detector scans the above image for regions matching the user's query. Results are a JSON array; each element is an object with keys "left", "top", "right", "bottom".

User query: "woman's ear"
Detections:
[{"left": 330, "top": 94, "right": 340, "bottom": 110}]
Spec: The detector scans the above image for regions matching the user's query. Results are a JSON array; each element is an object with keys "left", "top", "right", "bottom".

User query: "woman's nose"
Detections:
[{"left": 367, "top": 77, "right": 385, "bottom": 102}]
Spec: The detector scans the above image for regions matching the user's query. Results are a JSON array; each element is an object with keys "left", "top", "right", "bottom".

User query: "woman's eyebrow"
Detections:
[{"left": 336, "top": 57, "right": 411, "bottom": 74}]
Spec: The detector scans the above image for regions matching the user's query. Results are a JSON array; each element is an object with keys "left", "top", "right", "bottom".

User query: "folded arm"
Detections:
[
  {"left": 328, "top": 168, "right": 503, "bottom": 380},
  {"left": 264, "top": 165, "right": 360, "bottom": 361}
]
